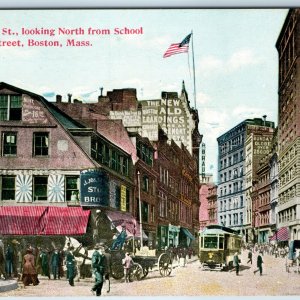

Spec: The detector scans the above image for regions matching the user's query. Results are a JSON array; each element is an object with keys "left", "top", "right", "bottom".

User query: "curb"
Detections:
[{"left": 0, "top": 279, "right": 18, "bottom": 293}]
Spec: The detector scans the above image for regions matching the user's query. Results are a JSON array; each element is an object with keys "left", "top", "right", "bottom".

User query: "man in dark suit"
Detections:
[
  {"left": 91, "top": 244, "right": 107, "bottom": 296},
  {"left": 254, "top": 251, "right": 264, "bottom": 276}
]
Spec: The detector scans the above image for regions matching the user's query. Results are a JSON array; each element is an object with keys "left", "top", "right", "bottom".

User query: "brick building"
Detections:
[
  {"left": 0, "top": 82, "right": 139, "bottom": 248},
  {"left": 54, "top": 82, "right": 201, "bottom": 249},
  {"left": 276, "top": 8, "right": 300, "bottom": 241}
]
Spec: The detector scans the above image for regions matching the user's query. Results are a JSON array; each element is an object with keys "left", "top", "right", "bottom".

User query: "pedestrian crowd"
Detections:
[
  {"left": 165, "top": 246, "right": 195, "bottom": 267},
  {"left": 0, "top": 239, "right": 74, "bottom": 286},
  {"left": 243, "top": 242, "right": 289, "bottom": 258}
]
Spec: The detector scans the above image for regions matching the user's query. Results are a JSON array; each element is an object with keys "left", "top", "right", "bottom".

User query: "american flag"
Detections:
[{"left": 163, "top": 33, "right": 192, "bottom": 58}]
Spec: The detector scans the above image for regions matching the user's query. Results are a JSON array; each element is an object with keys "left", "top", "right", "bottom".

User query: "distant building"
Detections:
[
  {"left": 217, "top": 118, "right": 275, "bottom": 239},
  {"left": 199, "top": 174, "right": 215, "bottom": 230},
  {"left": 207, "top": 185, "right": 218, "bottom": 226}
]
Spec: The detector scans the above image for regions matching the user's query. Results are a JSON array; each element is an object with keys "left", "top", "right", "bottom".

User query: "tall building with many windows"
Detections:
[
  {"left": 276, "top": 9, "right": 300, "bottom": 240},
  {"left": 217, "top": 118, "right": 275, "bottom": 240}
]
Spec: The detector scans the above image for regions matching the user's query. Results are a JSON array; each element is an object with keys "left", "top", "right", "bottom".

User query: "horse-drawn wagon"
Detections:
[
  {"left": 65, "top": 237, "right": 172, "bottom": 281},
  {"left": 108, "top": 247, "right": 173, "bottom": 281}
]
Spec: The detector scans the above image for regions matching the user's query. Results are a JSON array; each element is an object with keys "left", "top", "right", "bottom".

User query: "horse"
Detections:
[{"left": 63, "top": 236, "right": 94, "bottom": 281}]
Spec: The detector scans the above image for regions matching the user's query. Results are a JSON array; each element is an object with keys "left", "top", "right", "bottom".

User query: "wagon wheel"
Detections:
[
  {"left": 111, "top": 261, "right": 124, "bottom": 280},
  {"left": 129, "top": 263, "right": 144, "bottom": 281},
  {"left": 141, "top": 266, "right": 149, "bottom": 279},
  {"left": 158, "top": 253, "right": 172, "bottom": 277}
]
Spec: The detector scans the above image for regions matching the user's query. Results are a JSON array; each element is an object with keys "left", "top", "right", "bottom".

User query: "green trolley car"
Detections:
[{"left": 199, "top": 225, "right": 242, "bottom": 271}]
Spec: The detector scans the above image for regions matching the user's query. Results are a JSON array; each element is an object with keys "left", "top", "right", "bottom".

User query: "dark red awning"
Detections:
[
  {"left": 0, "top": 206, "right": 90, "bottom": 235},
  {"left": 105, "top": 210, "right": 147, "bottom": 239},
  {"left": 269, "top": 227, "right": 289, "bottom": 241}
]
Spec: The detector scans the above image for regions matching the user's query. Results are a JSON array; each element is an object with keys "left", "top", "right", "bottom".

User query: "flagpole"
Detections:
[{"left": 191, "top": 30, "right": 197, "bottom": 109}]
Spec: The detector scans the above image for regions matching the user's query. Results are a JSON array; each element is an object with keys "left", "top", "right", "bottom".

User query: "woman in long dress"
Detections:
[{"left": 22, "top": 248, "right": 39, "bottom": 286}]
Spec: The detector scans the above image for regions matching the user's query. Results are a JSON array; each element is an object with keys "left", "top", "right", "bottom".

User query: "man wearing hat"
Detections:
[
  {"left": 51, "top": 248, "right": 60, "bottom": 280},
  {"left": 91, "top": 243, "right": 107, "bottom": 296},
  {"left": 66, "top": 246, "right": 76, "bottom": 286}
]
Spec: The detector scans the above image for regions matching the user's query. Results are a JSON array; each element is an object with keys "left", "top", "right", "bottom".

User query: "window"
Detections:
[
  {"left": 137, "top": 141, "right": 154, "bottom": 166},
  {"left": 111, "top": 150, "right": 118, "bottom": 171},
  {"left": 240, "top": 212, "right": 244, "bottom": 225},
  {"left": 33, "top": 132, "right": 49, "bottom": 156},
  {"left": 121, "top": 157, "right": 129, "bottom": 176},
  {"left": 219, "top": 237, "right": 224, "bottom": 249},
  {"left": 142, "top": 175, "right": 149, "bottom": 192},
  {"left": 66, "top": 176, "right": 79, "bottom": 201},
  {"left": 204, "top": 236, "right": 218, "bottom": 249},
  {"left": 141, "top": 201, "right": 149, "bottom": 223},
  {"left": 33, "top": 176, "right": 48, "bottom": 201},
  {"left": 2, "top": 132, "right": 17, "bottom": 156},
  {"left": 151, "top": 205, "right": 155, "bottom": 222},
  {"left": 0, "top": 94, "right": 22, "bottom": 121},
  {"left": 1, "top": 176, "right": 15, "bottom": 200}
]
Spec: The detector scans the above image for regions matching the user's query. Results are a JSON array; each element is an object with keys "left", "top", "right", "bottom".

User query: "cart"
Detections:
[{"left": 110, "top": 247, "right": 172, "bottom": 281}]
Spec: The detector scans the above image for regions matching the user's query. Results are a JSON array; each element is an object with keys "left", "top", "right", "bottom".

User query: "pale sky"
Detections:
[{"left": 0, "top": 9, "right": 288, "bottom": 180}]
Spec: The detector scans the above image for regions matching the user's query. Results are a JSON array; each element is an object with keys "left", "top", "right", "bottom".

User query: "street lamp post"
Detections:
[{"left": 137, "top": 171, "right": 143, "bottom": 248}]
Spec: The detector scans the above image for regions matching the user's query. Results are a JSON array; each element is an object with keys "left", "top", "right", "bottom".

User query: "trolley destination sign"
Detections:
[{"left": 80, "top": 169, "right": 109, "bottom": 207}]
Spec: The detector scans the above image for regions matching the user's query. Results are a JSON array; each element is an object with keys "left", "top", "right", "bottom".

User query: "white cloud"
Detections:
[
  {"left": 196, "top": 91, "right": 211, "bottom": 105},
  {"left": 227, "top": 49, "right": 260, "bottom": 70},
  {"left": 198, "top": 55, "right": 223, "bottom": 73},
  {"left": 198, "top": 48, "right": 260, "bottom": 75}
]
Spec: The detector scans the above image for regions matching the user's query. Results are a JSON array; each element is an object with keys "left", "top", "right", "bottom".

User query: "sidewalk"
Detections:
[{"left": 0, "top": 279, "right": 18, "bottom": 293}]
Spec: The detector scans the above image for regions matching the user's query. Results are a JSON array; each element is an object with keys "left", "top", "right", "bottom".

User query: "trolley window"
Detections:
[
  {"left": 204, "top": 236, "right": 218, "bottom": 249},
  {"left": 219, "top": 237, "right": 224, "bottom": 249}
]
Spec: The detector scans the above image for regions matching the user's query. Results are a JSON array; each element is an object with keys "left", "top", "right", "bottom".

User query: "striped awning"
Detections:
[
  {"left": 269, "top": 227, "right": 289, "bottom": 242},
  {"left": 0, "top": 206, "right": 90, "bottom": 235},
  {"left": 42, "top": 207, "right": 90, "bottom": 235}
]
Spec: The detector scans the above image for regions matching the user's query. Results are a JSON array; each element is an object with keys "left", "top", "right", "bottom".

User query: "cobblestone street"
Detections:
[{"left": 1, "top": 250, "right": 300, "bottom": 296}]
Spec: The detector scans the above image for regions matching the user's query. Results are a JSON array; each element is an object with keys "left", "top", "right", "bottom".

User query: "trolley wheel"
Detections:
[
  {"left": 129, "top": 263, "right": 144, "bottom": 281},
  {"left": 158, "top": 253, "right": 172, "bottom": 277},
  {"left": 111, "top": 261, "right": 124, "bottom": 280}
]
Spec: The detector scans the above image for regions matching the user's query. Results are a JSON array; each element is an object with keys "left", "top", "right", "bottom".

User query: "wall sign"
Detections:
[{"left": 80, "top": 169, "right": 109, "bottom": 207}]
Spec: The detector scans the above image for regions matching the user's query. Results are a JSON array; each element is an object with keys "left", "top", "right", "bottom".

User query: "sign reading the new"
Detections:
[{"left": 80, "top": 169, "right": 109, "bottom": 207}]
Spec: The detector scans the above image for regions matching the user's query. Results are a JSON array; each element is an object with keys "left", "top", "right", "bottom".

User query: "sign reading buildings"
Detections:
[{"left": 109, "top": 95, "right": 194, "bottom": 153}]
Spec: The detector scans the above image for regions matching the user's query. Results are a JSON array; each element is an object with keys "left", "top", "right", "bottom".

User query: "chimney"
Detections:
[
  {"left": 56, "top": 95, "right": 62, "bottom": 103},
  {"left": 262, "top": 115, "right": 267, "bottom": 126},
  {"left": 67, "top": 93, "right": 72, "bottom": 103}
]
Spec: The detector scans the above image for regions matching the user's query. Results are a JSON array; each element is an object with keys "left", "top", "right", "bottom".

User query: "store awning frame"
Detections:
[{"left": 181, "top": 227, "right": 195, "bottom": 240}]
